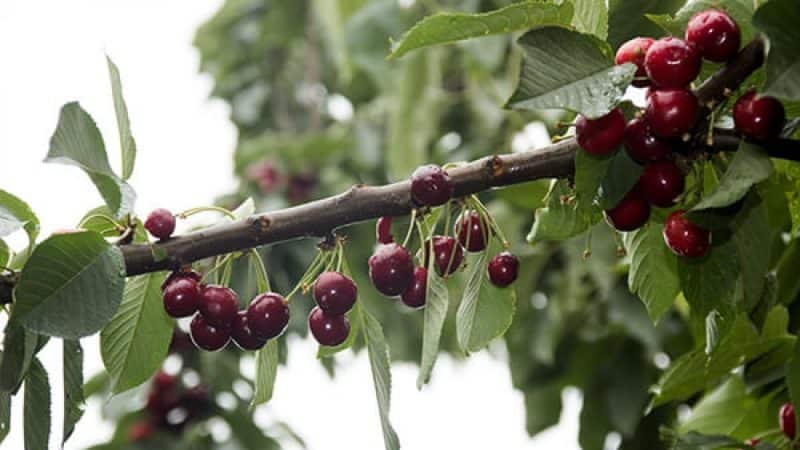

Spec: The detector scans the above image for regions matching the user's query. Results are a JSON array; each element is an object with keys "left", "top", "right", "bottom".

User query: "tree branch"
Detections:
[{"left": 121, "top": 37, "right": 776, "bottom": 276}]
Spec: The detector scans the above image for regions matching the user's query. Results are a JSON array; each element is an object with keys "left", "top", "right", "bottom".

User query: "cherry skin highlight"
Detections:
[
  {"left": 312, "top": 271, "right": 357, "bottom": 315},
  {"left": 615, "top": 37, "right": 655, "bottom": 87},
  {"left": 246, "top": 292, "right": 290, "bottom": 340},
  {"left": 623, "top": 117, "right": 672, "bottom": 163},
  {"left": 685, "top": 9, "right": 740, "bottom": 62},
  {"left": 368, "top": 243, "right": 414, "bottom": 297},
  {"left": 308, "top": 306, "right": 350, "bottom": 346},
  {"left": 644, "top": 37, "right": 701, "bottom": 88},
  {"left": 190, "top": 313, "right": 231, "bottom": 351},
  {"left": 410, "top": 164, "right": 454, "bottom": 207},
  {"left": 455, "top": 210, "right": 489, "bottom": 252},
  {"left": 639, "top": 161, "right": 685, "bottom": 207},
  {"left": 733, "top": 90, "right": 786, "bottom": 141},
  {"left": 488, "top": 252, "right": 519, "bottom": 288},
  {"left": 646, "top": 89, "right": 699, "bottom": 138},
  {"left": 144, "top": 208, "right": 176, "bottom": 240},
  {"left": 663, "top": 210, "right": 711, "bottom": 258},
  {"left": 198, "top": 285, "right": 239, "bottom": 328}
]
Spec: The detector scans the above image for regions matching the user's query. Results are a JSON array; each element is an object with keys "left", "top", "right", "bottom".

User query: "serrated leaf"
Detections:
[
  {"left": 0, "top": 189, "right": 39, "bottom": 244},
  {"left": 62, "top": 339, "right": 84, "bottom": 444},
  {"left": 692, "top": 142, "right": 773, "bottom": 211},
  {"left": 23, "top": 358, "right": 50, "bottom": 450},
  {"left": 623, "top": 224, "right": 680, "bottom": 322},
  {"left": 107, "top": 56, "right": 137, "bottom": 180},
  {"left": 13, "top": 231, "right": 126, "bottom": 339},
  {"left": 508, "top": 26, "right": 636, "bottom": 119},
  {"left": 0, "top": 322, "right": 41, "bottom": 392},
  {"left": 360, "top": 306, "right": 400, "bottom": 450},
  {"left": 455, "top": 250, "right": 488, "bottom": 352},
  {"left": 388, "top": 1, "right": 573, "bottom": 59},
  {"left": 753, "top": 0, "right": 800, "bottom": 101},
  {"left": 417, "top": 248, "right": 449, "bottom": 389},
  {"left": 598, "top": 150, "right": 642, "bottom": 209},
  {"left": 571, "top": 0, "right": 608, "bottom": 40},
  {"left": 45, "top": 102, "right": 135, "bottom": 218},
  {"left": 100, "top": 272, "right": 172, "bottom": 394},
  {"left": 251, "top": 339, "right": 279, "bottom": 407}
]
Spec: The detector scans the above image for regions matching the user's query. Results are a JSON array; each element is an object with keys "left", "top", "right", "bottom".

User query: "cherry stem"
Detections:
[
  {"left": 249, "top": 249, "right": 271, "bottom": 293},
  {"left": 402, "top": 210, "right": 417, "bottom": 248},
  {"left": 178, "top": 206, "right": 236, "bottom": 221}
]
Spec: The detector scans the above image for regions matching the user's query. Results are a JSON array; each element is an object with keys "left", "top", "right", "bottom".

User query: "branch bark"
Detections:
[{"left": 120, "top": 37, "right": 774, "bottom": 277}]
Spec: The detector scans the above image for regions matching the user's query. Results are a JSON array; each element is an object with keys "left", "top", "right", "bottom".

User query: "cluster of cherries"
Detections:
[
  {"left": 575, "top": 9, "right": 786, "bottom": 259},
  {"left": 745, "top": 402, "right": 796, "bottom": 447},
  {"left": 367, "top": 164, "right": 520, "bottom": 307}
]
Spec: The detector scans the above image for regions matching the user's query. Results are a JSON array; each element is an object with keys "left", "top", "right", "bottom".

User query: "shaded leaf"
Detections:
[
  {"left": 417, "top": 247, "right": 449, "bottom": 388},
  {"left": 62, "top": 339, "right": 84, "bottom": 444},
  {"left": 23, "top": 358, "right": 50, "bottom": 450},
  {"left": 0, "top": 189, "right": 39, "bottom": 243},
  {"left": 753, "top": 0, "right": 800, "bottom": 101},
  {"left": 607, "top": 0, "right": 684, "bottom": 49},
  {"left": 360, "top": 306, "right": 400, "bottom": 450},
  {"left": 598, "top": 149, "right": 642, "bottom": 210},
  {"left": 0, "top": 322, "right": 41, "bottom": 392},
  {"left": 623, "top": 223, "right": 680, "bottom": 322},
  {"left": 692, "top": 142, "right": 773, "bottom": 211},
  {"left": 0, "top": 391, "right": 9, "bottom": 444}
]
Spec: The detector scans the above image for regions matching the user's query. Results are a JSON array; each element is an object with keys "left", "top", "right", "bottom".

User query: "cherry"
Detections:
[
  {"left": 246, "top": 161, "right": 281, "bottom": 194},
  {"left": 615, "top": 37, "right": 655, "bottom": 87},
  {"left": 152, "top": 370, "right": 177, "bottom": 392},
  {"left": 646, "top": 89, "right": 699, "bottom": 138},
  {"left": 410, "top": 164, "right": 454, "bottom": 207},
  {"left": 604, "top": 189, "right": 651, "bottom": 231},
  {"left": 685, "top": 9, "right": 740, "bottom": 62},
  {"left": 313, "top": 271, "right": 357, "bottom": 315},
  {"left": 198, "top": 285, "right": 239, "bottom": 328},
  {"left": 308, "top": 306, "right": 350, "bottom": 346},
  {"left": 189, "top": 313, "right": 230, "bottom": 351},
  {"left": 488, "top": 252, "right": 519, "bottom": 287},
  {"left": 455, "top": 210, "right": 489, "bottom": 252},
  {"left": 368, "top": 243, "right": 414, "bottom": 297},
  {"left": 246, "top": 292, "right": 290, "bottom": 340},
  {"left": 733, "top": 90, "right": 786, "bottom": 141},
  {"left": 144, "top": 208, "right": 176, "bottom": 240},
  {"left": 376, "top": 216, "right": 394, "bottom": 244},
  {"left": 162, "top": 277, "right": 201, "bottom": 318},
  {"left": 161, "top": 269, "right": 202, "bottom": 291},
  {"left": 168, "top": 327, "right": 193, "bottom": 354},
  {"left": 401, "top": 267, "right": 427, "bottom": 309},
  {"left": 639, "top": 161, "right": 685, "bottom": 207},
  {"left": 781, "top": 402, "right": 796, "bottom": 440},
  {"left": 231, "top": 311, "right": 267, "bottom": 350},
  {"left": 128, "top": 419, "right": 155, "bottom": 442},
  {"left": 623, "top": 117, "right": 673, "bottom": 163},
  {"left": 644, "top": 37, "right": 701, "bottom": 88},
  {"left": 663, "top": 210, "right": 711, "bottom": 258},
  {"left": 423, "top": 235, "right": 465, "bottom": 276},
  {"left": 575, "top": 108, "right": 626, "bottom": 156}
]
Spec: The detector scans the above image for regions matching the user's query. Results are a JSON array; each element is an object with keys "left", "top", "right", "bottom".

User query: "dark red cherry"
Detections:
[
  {"left": 733, "top": 90, "right": 786, "bottom": 141},
  {"left": 410, "top": 164, "right": 454, "bottom": 207},
  {"left": 144, "top": 208, "right": 176, "bottom": 240},
  {"left": 423, "top": 235, "right": 465, "bottom": 276},
  {"left": 646, "top": 89, "right": 699, "bottom": 138},
  {"left": 639, "top": 161, "right": 685, "bottom": 207},
  {"left": 368, "top": 243, "right": 414, "bottom": 297},
  {"left": 162, "top": 277, "right": 201, "bottom": 318},
  {"left": 161, "top": 269, "right": 202, "bottom": 291},
  {"left": 308, "top": 306, "right": 350, "bottom": 346},
  {"left": 376, "top": 216, "right": 394, "bottom": 244},
  {"left": 246, "top": 161, "right": 282, "bottom": 194},
  {"left": 575, "top": 108, "right": 626, "bottom": 156},
  {"left": 604, "top": 189, "right": 651, "bottom": 231},
  {"left": 615, "top": 37, "right": 655, "bottom": 87},
  {"left": 198, "top": 285, "right": 239, "bottom": 328},
  {"left": 168, "top": 327, "right": 193, "bottom": 354},
  {"left": 231, "top": 311, "right": 267, "bottom": 350},
  {"left": 623, "top": 117, "right": 673, "bottom": 163},
  {"left": 685, "top": 9, "right": 740, "bottom": 62},
  {"left": 488, "top": 252, "right": 519, "bottom": 287},
  {"left": 246, "top": 293, "right": 290, "bottom": 340},
  {"left": 781, "top": 402, "right": 796, "bottom": 440},
  {"left": 455, "top": 210, "right": 489, "bottom": 252},
  {"left": 401, "top": 267, "right": 427, "bottom": 309},
  {"left": 312, "top": 271, "right": 357, "bottom": 315},
  {"left": 189, "top": 313, "right": 231, "bottom": 351},
  {"left": 152, "top": 370, "right": 176, "bottom": 392},
  {"left": 663, "top": 210, "right": 711, "bottom": 258},
  {"left": 644, "top": 37, "right": 702, "bottom": 88}
]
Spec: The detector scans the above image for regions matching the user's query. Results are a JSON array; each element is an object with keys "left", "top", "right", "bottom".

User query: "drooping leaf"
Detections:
[
  {"left": 508, "top": 26, "right": 636, "bottom": 119},
  {"left": 360, "top": 306, "right": 400, "bottom": 450},
  {"left": 45, "top": 102, "right": 136, "bottom": 218},
  {"left": 623, "top": 223, "right": 680, "bottom": 323},
  {"left": 753, "top": 0, "right": 800, "bottom": 101},
  {"left": 0, "top": 189, "right": 39, "bottom": 244},
  {"left": 417, "top": 248, "right": 449, "bottom": 389},
  {"left": 23, "top": 358, "right": 50, "bottom": 450},
  {"left": 455, "top": 250, "right": 488, "bottom": 352},
  {"left": 0, "top": 322, "right": 42, "bottom": 392},
  {"left": 107, "top": 56, "right": 137, "bottom": 180},
  {"left": 251, "top": 339, "right": 279, "bottom": 408},
  {"left": 692, "top": 142, "right": 773, "bottom": 211},
  {"left": 62, "top": 339, "right": 84, "bottom": 444},
  {"left": 0, "top": 391, "right": 9, "bottom": 444},
  {"left": 570, "top": 0, "right": 608, "bottom": 40},
  {"left": 100, "top": 272, "right": 172, "bottom": 395},
  {"left": 388, "top": 1, "right": 573, "bottom": 59},
  {"left": 14, "top": 231, "right": 126, "bottom": 339}
]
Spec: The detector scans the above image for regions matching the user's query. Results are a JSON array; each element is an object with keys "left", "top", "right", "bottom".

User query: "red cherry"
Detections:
[
  {"left": 189, "top": 313, "right": 231, "bottom": 351},
  {"left": 575, "top": 108, "right": 626, "bottom": 156},
  {"left": 128, "top": 420, "right": 155, "bottom": 442},
  {"left": 639, "top": 161, "right": 685, "bottom": 207},
  {"left": 152, "top": 370, "right": 176, "bottom": 392},
  {"left": 733, "top": 90, "right": 786, "bottom": 141},
  {"left": 376, "top": 216, "right": 394, "bottom": 244},
  {"left": 604, "top": 189, "right": 651, "bottom": 231},
  {"left": 781, "top": 402, "right": 796, "bottom": 440},
  {"left": 198, "top": 285, "right": 239, "bottom": 328},
  {"left": 246, "top": 292, "right": 290, "bottom": 340},
  {"left": 312, "top": 271, "right": 357, "bottom": 315},
  {"left": 368, "top": 243, "right": 414, "bottom": 297},
  {"left": 168, "top": 327, "right": 193, "bottom": 354},
  {"left": 231, "top": 311, "right": 267, "bottom": 350},
  {"left": 615, "top": 37, "right": 655, "bottom": 87},
  {"left": 455, "top": 210, "right": 489, "bottom": 252},
  {"left": 488, "top": 252, "right": 519, "bottom": 287},
  {"left": 423, "top": 235, "right": 465, "bottom": 276},
  {"left": 144, "top": 208, "right": 176, "bottom": 240},
  {"left": 161, "top": 269, "right": 202, "bottom": 291},
  {"left": 685, "top": 9, "right": 740, "bottom": 62},
  {"left": 411, "top": 164, "right": 454, "bottom": 207},
  {"left": 663, "top": 210, "right": 711, "bottom": 258},
  {"left": 400, "top": 267, "right": 427, "bottom": 309},
  {"left": 646, "top": 89, "right": 699, "bottom": 138},
  {"left": 644, "top": 37, "right": 702, "bottom": 88},
  {"left": 246, "top": 161, "right": 282, "bottom": 194},
  {"left": 162, "top": 277, "right": 201, "bottom": 318},
  {"left": 623, "top": 117, "right": 673, "bottom": 163},
  {"left": 308, "top": 306, "right": 350, "bottom": 346}
]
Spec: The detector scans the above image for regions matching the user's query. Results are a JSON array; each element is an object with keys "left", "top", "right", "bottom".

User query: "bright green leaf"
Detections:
[
  {"left": 107, "top": 56, "right": 137, "bottom": 180},
  {"left": 753, "top": 0, "right": 800, "bottom": 101},
  {"left": 62, "top": 339, "right": 84, "bottom": 444},
  {"left": 623, "top": 223, "right": 680, "bottom": 322},
  {"left": 23, "top": 358, "right": 50, "bottom": 450},
  {"left": 692, "top": 142, "right": 773, "bottom": 211},
  {"left": 360, "top": 306, "right": 400, "bottom": 450},
  {"left": 251, "top": 339, "right": 279, "bottom": 407}
]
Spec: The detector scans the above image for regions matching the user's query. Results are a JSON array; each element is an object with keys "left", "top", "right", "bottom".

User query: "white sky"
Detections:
[{"left": 0, "top": 1, "right": 581, "bottom": 449}]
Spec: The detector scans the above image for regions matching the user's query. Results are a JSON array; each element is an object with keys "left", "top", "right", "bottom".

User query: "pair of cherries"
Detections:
[{"left": 308, "top": 271, "right": 358, "bottom": 346}]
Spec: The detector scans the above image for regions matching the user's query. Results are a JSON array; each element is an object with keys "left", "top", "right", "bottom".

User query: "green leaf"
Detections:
[
  {"left": 455, "top": 250, "right": 487, "bottom": 352},
  {"left": 788, "top": 337, "right": 800, "bottom": 436},
  {"left": 23, "top": 358, "right": 50, "bottom": 450},
  {"left": 0, "top": 189, "right": 39, "bottom": 243},
  {"left": 251, "top": 339, "right": 279, "bottom": 407},
  {"left": 528, "top": 179, "right": 596, "bottom": 242},
  {"left": 570, "top": 0, "right": 608, "bottom": 40},
  {"left": 731, "top": 195, "right": 772, "bottom": 310},
  {"left": 677, "top": 376, "right": 758, "bottom": 435},
  {"left": 607, "top": 0, "right": 684, "bottom": 50},
  {"left": 14, "top": 231, "right": 126, "bottom": 339},
  {"left": 0, "top": 391, "right": 9, "bottom": 444},
  {"left": 523, "top": 384, "right": 563, "bottom": 435},
  {"left": 417, "top": 247, "right": 449, "bottom": 389},
  {"left": 598, "top": 150, "right": 642, "bottom": 209},
  {"left": 388, "top": 1, "right": 573, "bottom": 59},
  {"left": 311, "top": 0, "right": 363, "bottom": 81},
  {"left": 665, "top": 431, "right": 757, "bottom": 450},
  {"left": 0, "top": 239, "right": 8, "bottom": 268},
  {"left": 100, "top": 272, "right": 172, "bottom": 394},
  {"left": 753, "top": 0, "right": 800, "bottom": 101},
  {"left": 62, "top": 339, "right": 84, "bottom": 444},
  {"left": 0, "top": 322, "right": 42, "bottom": 392},
  {"left": 107, "top": 56, "right": 137, "bottom": 180},
  {"left": 360, "top": 306, "right": 400, "bottom": 450},
  {"left": 648, "top": 0, "right": 755, "bottom": 46},
  {"left": 692, "top": 142, "right": 773, "bottom": 211},
  {"left": 623, "top": 223, "right": 680, "bottom": 323},
  {"left": 508, "top": 26, "right": 636, "bottom": 119},
  {"left": 45, "top": 102, "right": 135, "bottom": 218}
]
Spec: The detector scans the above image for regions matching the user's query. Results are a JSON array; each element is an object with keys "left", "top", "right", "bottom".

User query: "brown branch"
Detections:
[{"left": 120, "top": 37, "right": 774, "bottom": 277}]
